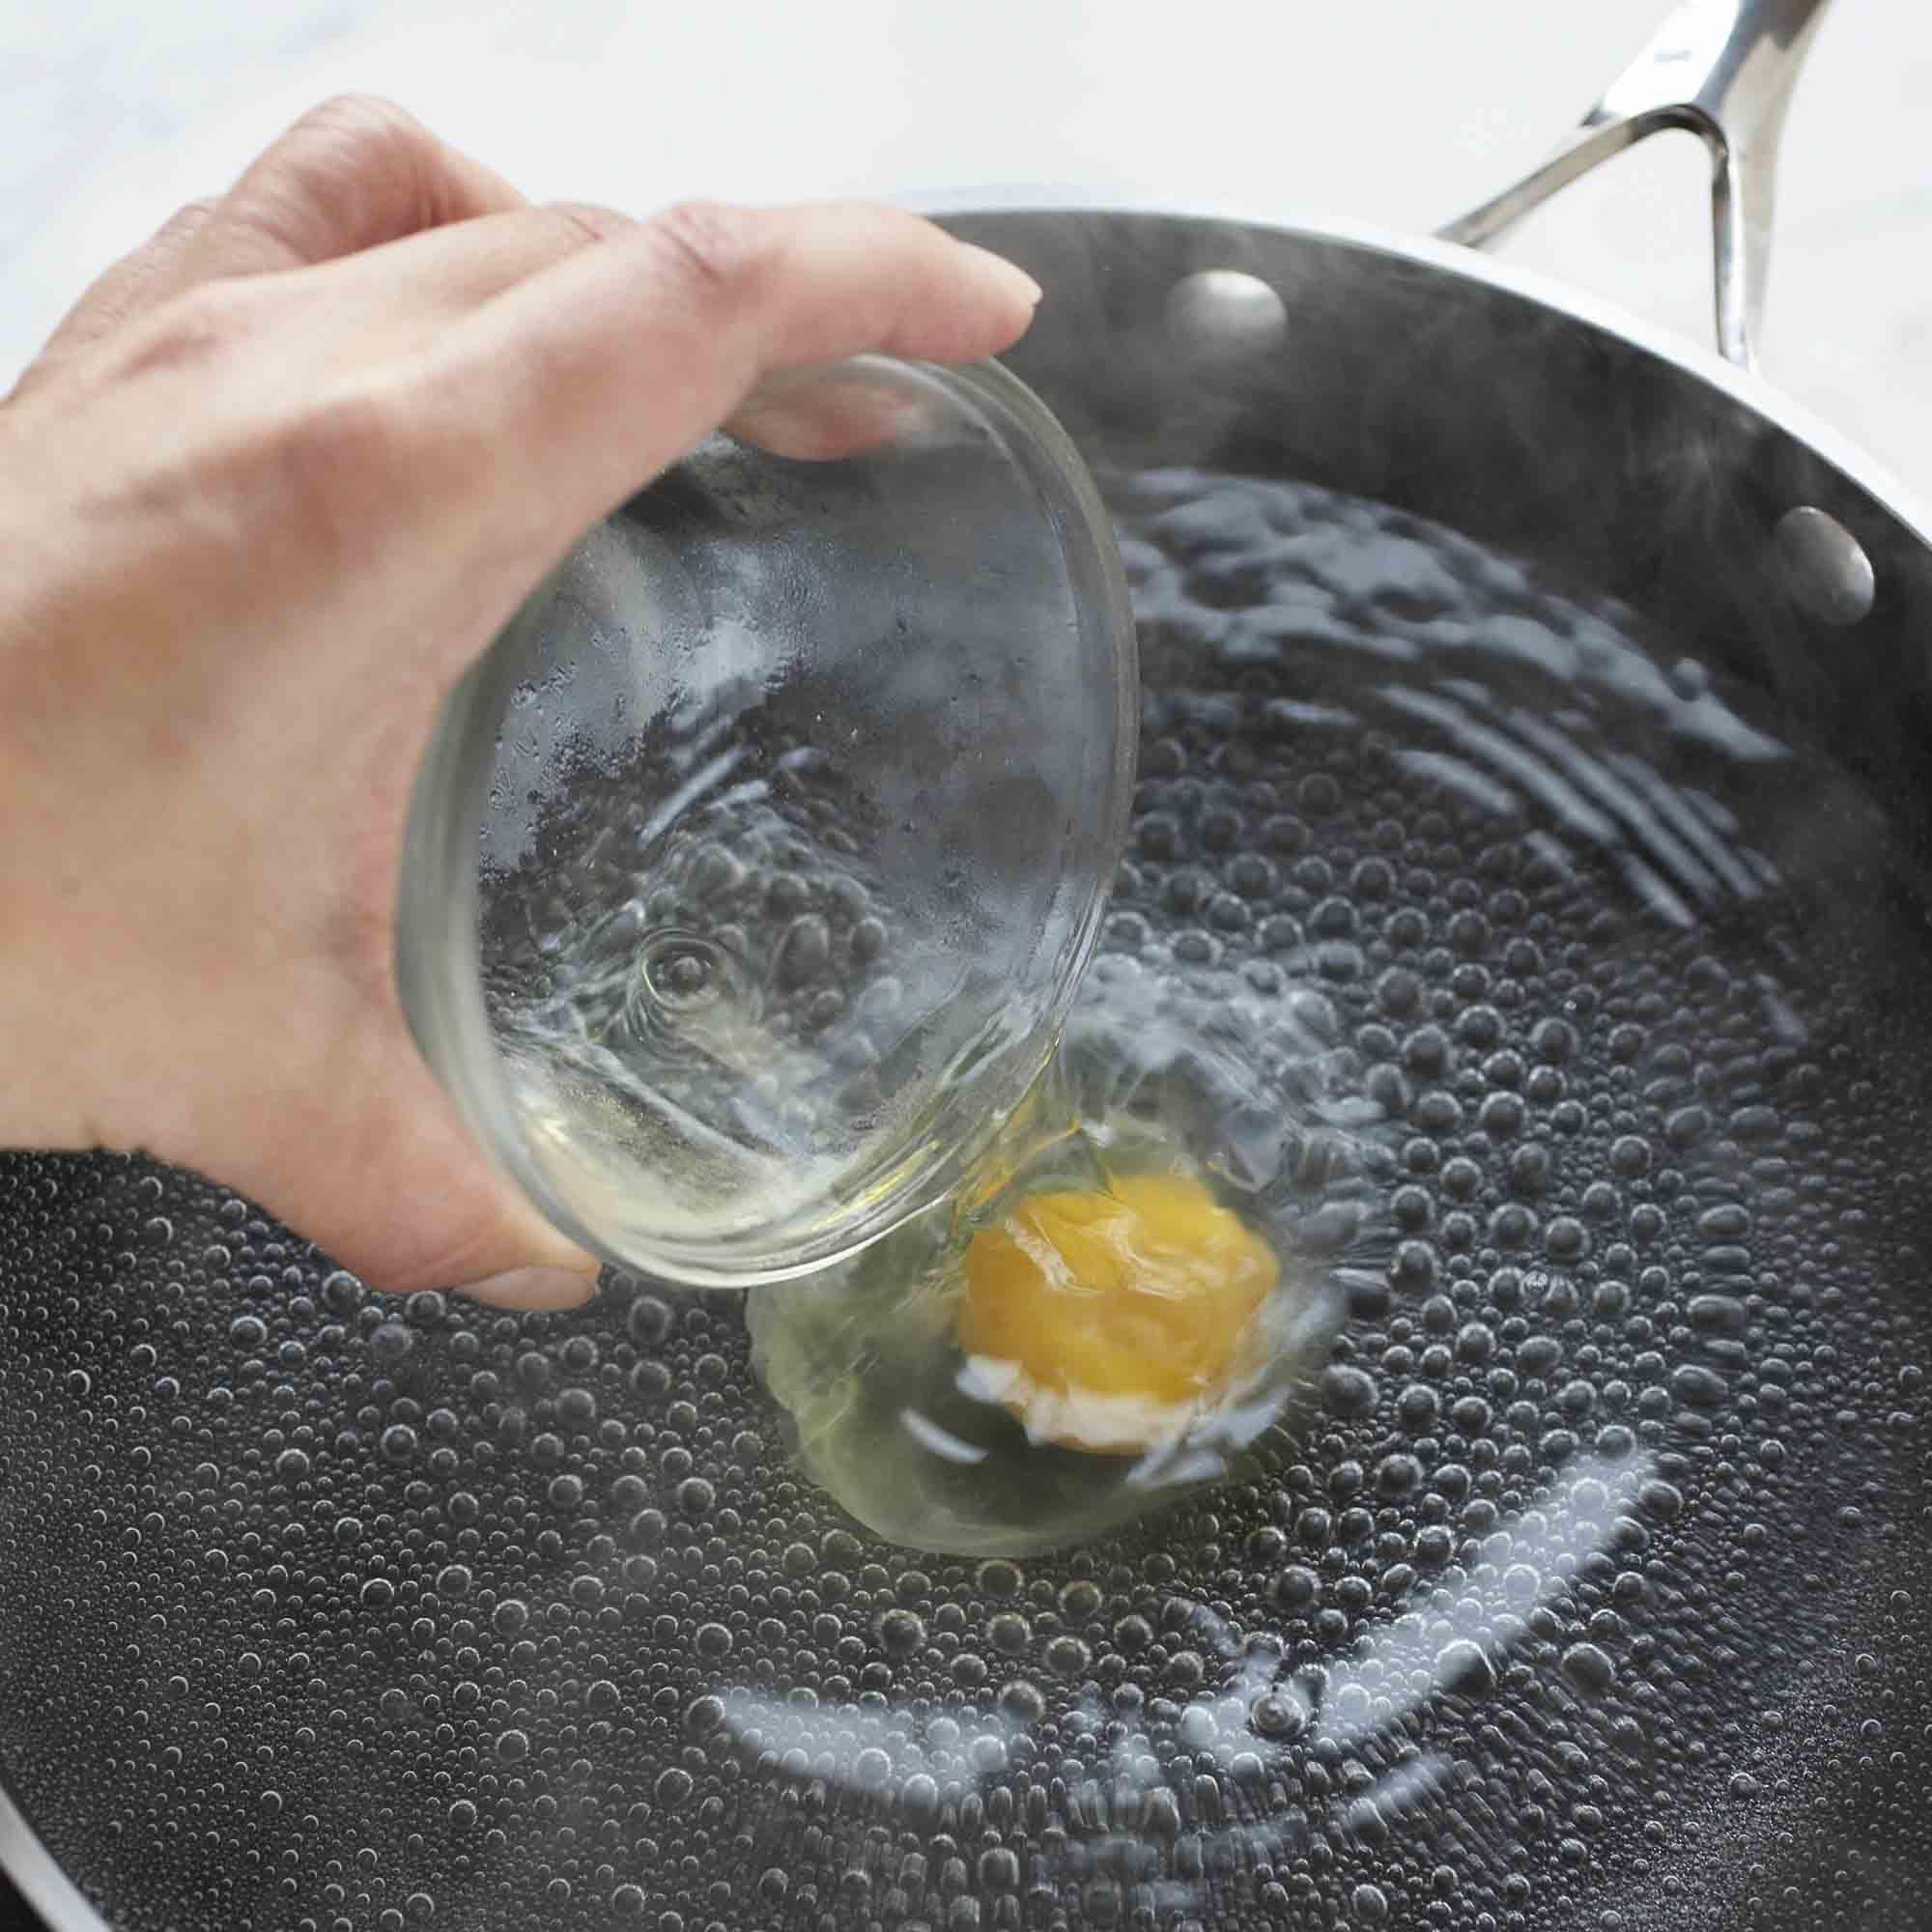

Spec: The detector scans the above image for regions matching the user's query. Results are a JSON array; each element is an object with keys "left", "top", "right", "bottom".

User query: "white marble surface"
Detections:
[{"left": 8, "top": 1, "right": 1932, "bottom": 490}]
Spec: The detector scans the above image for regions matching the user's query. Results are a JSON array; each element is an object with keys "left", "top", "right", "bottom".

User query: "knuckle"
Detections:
[
  {"left": 156, "top": 197, "right": 218, "bottom": 242},
  {"left": 291, "top": 91, "right": 427, "bottom": 163},
  {"left": 245, "top": 95, "right": 439, "bottom": 257},
  {"left": 540, "top": 200, "right": 632, "bottom": 250},
  {"left": 644, "top": 199, "right": 767, "bottom": 306}
]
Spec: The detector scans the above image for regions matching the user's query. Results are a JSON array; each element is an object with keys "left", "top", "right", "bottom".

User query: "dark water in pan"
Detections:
[{"left": 1, "top": 469, "right": 1929, "bottom": 1932}]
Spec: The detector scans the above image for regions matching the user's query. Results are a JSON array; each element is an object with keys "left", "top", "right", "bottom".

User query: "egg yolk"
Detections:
[{"left": 955, "top": 1170, "right": 1278, "bottom": 1454}]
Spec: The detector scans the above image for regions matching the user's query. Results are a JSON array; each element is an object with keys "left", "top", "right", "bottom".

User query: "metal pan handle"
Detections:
[{"left": 1439, "top": 0, "right": 1832, "bottom": 373}]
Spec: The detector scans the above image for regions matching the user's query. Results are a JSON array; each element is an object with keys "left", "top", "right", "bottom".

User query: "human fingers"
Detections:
[
  {"left": 158, "top": 94, "right": 525, "bottom": 297},
  {"left": 10, "top": 201, "right": 219, "bottom": 397},
  {"left": 280, "top": 198, "right": 635, "bottom": 326},
  {"left": 298, "top": 203, "right": 947, "bottom": 461},
  {"left": 12, "top": 101, "right": 525, "bottom": 401},
  {"left": 229, "top": 1006, "right": 601, "bottom": 1309},
  {"left": 432, "top": 199, "right": 1040, "bottom": 570},
  {"left": 280, "top": 204, "right": 950, "bottom": 462},
  {"left": 723, "top": 362, "right": 931, "bottom": 461}
]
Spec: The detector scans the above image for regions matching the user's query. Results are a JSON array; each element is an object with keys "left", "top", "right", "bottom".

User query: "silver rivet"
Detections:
[
  {"left": 1165, "top": 270, "right": 1288, "bottom": 361},
  {"left": 1776, "top": 505, "right": 1876, "bottom": 627}
]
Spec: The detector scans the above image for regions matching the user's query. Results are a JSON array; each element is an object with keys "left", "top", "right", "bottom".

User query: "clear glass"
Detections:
[{"left": 396, "top": 356, "right": 1137, "bottom": 1288}]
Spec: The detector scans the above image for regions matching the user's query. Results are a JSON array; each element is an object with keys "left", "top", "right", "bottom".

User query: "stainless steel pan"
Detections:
[
  {"left": 933, "top": 0, "right": 1927, "bottom": 831},
  {"left": 5, "top": 3, "right": 1930, "bottom": 1928}
]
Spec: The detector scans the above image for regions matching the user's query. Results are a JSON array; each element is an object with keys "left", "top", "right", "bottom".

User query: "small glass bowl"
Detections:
[{"left": 397, "top": 355, "right": 1136, "bottom": 1289}]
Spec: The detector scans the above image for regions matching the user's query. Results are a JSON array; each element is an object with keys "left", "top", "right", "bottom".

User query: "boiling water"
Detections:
[{"left": 2, "top": 471, "right": 1930, "bottom": 1931}]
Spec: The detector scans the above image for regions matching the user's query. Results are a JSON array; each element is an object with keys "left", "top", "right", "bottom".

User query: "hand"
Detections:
[{"left": 0, "top": 97, "right": 1040, "bottom": 1311}]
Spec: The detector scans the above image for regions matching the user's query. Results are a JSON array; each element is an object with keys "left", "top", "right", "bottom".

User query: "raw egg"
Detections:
[
  {"left": 746, "top": 1100, "right": 1349, "bottom": 1558},
  {"left": 956, "top": 1170, "right": 1279, "bottom": 1453}
]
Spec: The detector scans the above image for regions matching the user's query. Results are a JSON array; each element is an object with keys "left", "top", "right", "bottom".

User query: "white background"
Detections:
[{"left": 8, "top": 1, "right": 1930, "bottom": 486}]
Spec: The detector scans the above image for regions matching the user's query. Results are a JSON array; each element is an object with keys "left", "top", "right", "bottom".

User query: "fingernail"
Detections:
[
  {"left": 460, "top": 1265, "right": 600, "bottom": 1312},
  {"left": 964, "top": 243, "right": 1043, "bottom": 307}
]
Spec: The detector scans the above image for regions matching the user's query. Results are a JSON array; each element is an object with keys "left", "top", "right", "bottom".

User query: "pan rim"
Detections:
[
  {"left": 909, "top": 183, "right": 1932, "bottom": 558},
  {"left": 0, "top": 1778, "right": 107, "bottom": 1932}
]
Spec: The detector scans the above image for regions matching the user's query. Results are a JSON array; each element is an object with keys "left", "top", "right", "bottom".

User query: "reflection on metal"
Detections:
[
  {"left": 1164, "top": 270, "right": 1290, "bottom": 364},
  {"left": 1776, "top": 504, "right": 1878, "bottom": 626},
  {"left": 1441, "top": 0, "right": 1833, "bottom": 372},
  {"left": 0, "top": 1775, "right": 106, "bottom": 1932},
  {"left": 713, "top": 1445, "right": 1654, "bottom": 1908},
  {"left": 1376, "top": 651, "right": 1783, "bottom": 934},
  {"left": 1306, "top": 1448, "right": 1650, "bottom": 1748}
]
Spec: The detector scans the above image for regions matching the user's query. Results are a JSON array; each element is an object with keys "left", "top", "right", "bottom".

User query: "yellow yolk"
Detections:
[{"left": 955, "top": 1170, "right": 1278, "bottom": 1454}]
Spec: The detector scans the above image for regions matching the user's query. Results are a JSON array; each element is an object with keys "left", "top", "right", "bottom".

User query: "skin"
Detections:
[{"left": 0, "top": 96, "right": 1041, "bottom": 1312}]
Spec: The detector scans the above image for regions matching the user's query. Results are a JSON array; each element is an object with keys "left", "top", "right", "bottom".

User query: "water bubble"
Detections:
[
  {"left": 683, "top": 1694, "right": 726, "bottom": 1738},
  {"left": 321, "top": 1268, "right": 364, "bottom": 1313},
  {"left": 976, "top": 1559, "right": 1023, "bottom": 1600},
  {"left": 878, "top": 1608, "right": 925, "bottom": 1657},
  {"left": 370, "top": 1321, "right": 412, "bottom": 1365},
  {"left": 987, "top": 1612, "right": 1031, "bottom": 1656},
  {"left": 1689, "top": 1293, "right": 1748, "bottom": 1335},
  {"left": 1670, "top": 1364, "right": 1729, "bottom": 1409},
  {"left": 1438, "top": 1639, "right": 1497, "bottom": 1696},
  {"left": 775, "top": 914, "right": 832, "bottom": 988},
  {"left": 1275, "top": 1566, "right": 1319, "bottom": 1608},
  {"left": 627, "top": 1296, "right": 672, "bottom": 1345},
  {"left": 1045, "top": 1634, "right": 1093, "bottom": 1678},
  {"left": 1561, "top": 1642, "right": 1616, "bottom": 1696},
  {"left": 1059, "top": 1579, "right": 1102, "bottom": 1621},
  {"left": 1322, "top": 1365, "right": 1378, "bottom": 1417},
  {"left": 1375, "top": 1454, "right": 1421, "bottom": 1497},
  {"left": 1251, "top": 1691, "right": 1306, "bottom": 1739}
]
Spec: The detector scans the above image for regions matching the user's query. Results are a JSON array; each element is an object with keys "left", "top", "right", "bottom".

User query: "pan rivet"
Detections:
[
  {"left": 1776, "top": 506, "right": 1875, "bottom": 627},
  {"left": 1165, "top": 270, "right": 1288, "bottom": 361}
]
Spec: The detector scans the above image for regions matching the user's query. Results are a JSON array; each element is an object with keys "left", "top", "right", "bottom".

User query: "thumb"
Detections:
[{"left": 230, "top": 1021, "right": 602, "bottom": 1313}]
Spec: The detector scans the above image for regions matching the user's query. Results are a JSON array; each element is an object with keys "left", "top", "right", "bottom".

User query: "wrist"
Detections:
[{"left": 0, "top": 621, "right": 130, "bottom": 1153}]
